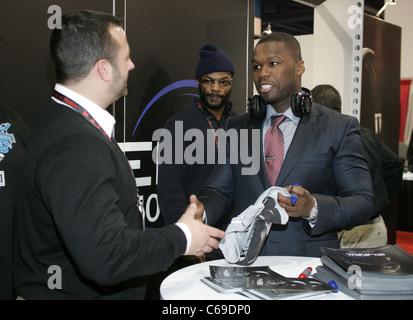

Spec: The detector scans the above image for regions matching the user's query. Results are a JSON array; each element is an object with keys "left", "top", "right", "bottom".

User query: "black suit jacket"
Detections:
[
  {"left": 198, "top": 103, "right": 374, "bottom": 257},
  {"left": 360, "top": 127, "right": 403, "bottom": 217},
  {"left": 13, "top": 99, "right": 187, "bottom": 299}
]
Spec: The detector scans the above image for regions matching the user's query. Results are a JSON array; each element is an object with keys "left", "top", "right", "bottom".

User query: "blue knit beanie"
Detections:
[{"left": 195, "top": 44, "right": 235, "bottom": 78}]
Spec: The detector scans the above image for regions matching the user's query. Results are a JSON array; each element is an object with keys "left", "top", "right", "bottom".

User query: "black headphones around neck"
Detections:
[{"left": 247, "top": 87, "right": 312, "bottom": 120}]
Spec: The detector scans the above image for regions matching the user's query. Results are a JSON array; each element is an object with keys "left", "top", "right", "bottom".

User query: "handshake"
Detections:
[{"left": 177, "top": 195, "right": 224, "bottom": 257}]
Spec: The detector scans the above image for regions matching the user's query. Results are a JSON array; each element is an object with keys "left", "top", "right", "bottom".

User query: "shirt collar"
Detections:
[
  {"left": 52, "top": 83, "right": 116, "bottom": 137},
  {"left": 265, "top": 103, "right": 301, "bottom": 125}
]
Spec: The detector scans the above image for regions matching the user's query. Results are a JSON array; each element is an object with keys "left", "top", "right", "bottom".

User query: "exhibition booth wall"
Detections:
[
  {"left": 0, "top": 0, "right": 254, "bottom": 228},
  {"left": 0, "top": 1, "right": 411, "bottom": 237}
]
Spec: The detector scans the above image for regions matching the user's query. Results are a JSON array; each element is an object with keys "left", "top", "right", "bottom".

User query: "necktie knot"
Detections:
[{"left": 271, "top": 115, "right": 286, "bottom": 129}]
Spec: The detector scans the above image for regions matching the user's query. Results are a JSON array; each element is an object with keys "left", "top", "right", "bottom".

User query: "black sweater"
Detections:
[{"left": 13, "top": 99, "right": 186, "bottom": 299}]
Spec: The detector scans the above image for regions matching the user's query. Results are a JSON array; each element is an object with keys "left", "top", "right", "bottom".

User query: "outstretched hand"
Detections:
[
  {"left": 189, "top": 194, "right": 205, "bottom": 222},
  {"left": 177, "top": 201, "right": 225, "bottom": 257}
]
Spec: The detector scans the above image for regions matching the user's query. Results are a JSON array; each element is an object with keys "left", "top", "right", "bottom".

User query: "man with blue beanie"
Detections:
[{"left": 158, "top": 44, "right": 236, "bottom": 263}]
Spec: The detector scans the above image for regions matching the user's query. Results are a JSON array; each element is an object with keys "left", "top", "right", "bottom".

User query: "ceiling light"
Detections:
[{"left": 262, "top": 23, "right": 272, "bottom": 36}]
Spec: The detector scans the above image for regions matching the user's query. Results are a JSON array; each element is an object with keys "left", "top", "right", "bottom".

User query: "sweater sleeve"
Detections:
[{"left": 37, "top": 134, "right": 187, "bottom": 286}]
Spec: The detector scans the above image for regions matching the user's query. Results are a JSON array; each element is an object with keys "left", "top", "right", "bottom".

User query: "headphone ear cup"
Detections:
[
  {"left": 291, "top": 88, "right": 312, "bottom": 118},
  {"left": 247, "top": 95, "right": 266, "bottom": 120}
]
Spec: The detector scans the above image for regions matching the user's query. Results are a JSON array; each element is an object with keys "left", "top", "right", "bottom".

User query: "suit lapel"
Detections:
[
  {"left": 276, "top": 107, "right": 323, "bottom": 186},
  {"left": 245, "top": 117, "right": 268, "bottom": 188}
]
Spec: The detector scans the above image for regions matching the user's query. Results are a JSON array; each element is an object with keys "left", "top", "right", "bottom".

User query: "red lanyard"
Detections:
[
  {"left": 53, "top": 90, "right": 117, "bottom": 148},
  {"left": 196, "top": 99, "right": 219, "bottom": 148},
  {"left": 53, "top": 90, "right": 145, "bottom": 229}
]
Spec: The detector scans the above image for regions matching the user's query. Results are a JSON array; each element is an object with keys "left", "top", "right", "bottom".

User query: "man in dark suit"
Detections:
[
  {"left": 194, "top": 32, "right": 374, "bottom": 257},
  {"left": 13, "top": 10, "right": 224, "bottom": 300}
]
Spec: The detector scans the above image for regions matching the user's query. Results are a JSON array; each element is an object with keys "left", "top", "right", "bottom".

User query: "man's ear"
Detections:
[
  {"left": 296, "top": 60, "right": 305, "bottom": 76},
  {"left": 96, "top": 59, "right": 112, "bottom": 82}
]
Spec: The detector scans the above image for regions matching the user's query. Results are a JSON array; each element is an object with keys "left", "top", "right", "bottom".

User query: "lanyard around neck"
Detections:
[
  {"left": 196, "top": 98, "right": 220, "bottom": 148},
  {"left": 53, "top": 90, "right": 114, "bottom": 143},
  {"left": 53, "top": 90, "right": 146, "bottom": 229}
]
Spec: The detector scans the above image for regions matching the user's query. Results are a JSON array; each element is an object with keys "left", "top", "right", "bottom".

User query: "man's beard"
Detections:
[
  {"left": 112, "top": 64, "right": 129, "bottom": 100},
  {"left": 199, "top": 86, "right": 231, "bottom": 110}
]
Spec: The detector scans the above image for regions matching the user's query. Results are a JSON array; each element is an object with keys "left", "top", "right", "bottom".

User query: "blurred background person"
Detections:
[
  {"left": 0, "top": 102, "right": 30, "bottom": 299},
  {"left": 311, "top": 84, "right": 403, "bottom": 248},
  {"left": 407, "top": 129, "right": 413, "bottom": 172},
  {"left": 0, "top": 36, "right": 31, "bottom": 300},
  {"left": 158, "top": 43, "right": 236, "bottom": 262}
]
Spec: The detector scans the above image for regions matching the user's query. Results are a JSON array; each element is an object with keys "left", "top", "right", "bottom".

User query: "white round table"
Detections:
[{"left": 160, "top": 256, "right": 353, "bottom": 300}]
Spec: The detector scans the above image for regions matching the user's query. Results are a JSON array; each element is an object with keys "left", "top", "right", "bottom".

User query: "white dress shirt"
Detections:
[{"left": 52, "top": 84, "right": 116, "bottom": 137}]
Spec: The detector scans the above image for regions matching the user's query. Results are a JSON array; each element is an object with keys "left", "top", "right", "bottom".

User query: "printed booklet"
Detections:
[
  {"left": 313, "top": 245, "right": 413, "bottom": 299},
  {"left": 201, "top": 265, "right": 335, "bottom": 299}
]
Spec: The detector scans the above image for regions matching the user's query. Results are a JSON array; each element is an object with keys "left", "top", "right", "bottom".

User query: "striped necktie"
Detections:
[{"left": 264, "top": 115, "right": 286, "bottom": 186}]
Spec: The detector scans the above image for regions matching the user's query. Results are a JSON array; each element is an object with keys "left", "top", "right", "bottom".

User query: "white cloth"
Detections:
[
  {"left": 219, "top": 187, "right": 290, "bottom": 265},
  {"left": 403, "top": 171, "right": 413, "bottom": 181}
]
